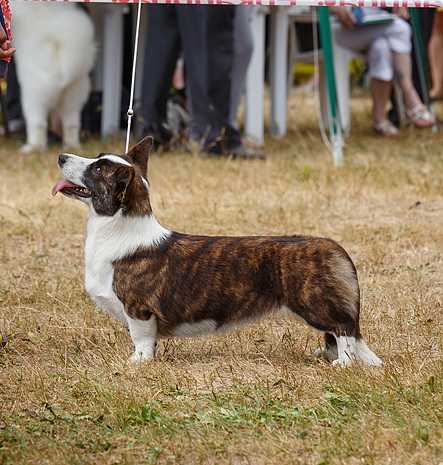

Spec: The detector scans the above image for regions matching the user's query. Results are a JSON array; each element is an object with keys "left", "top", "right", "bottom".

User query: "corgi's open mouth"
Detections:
[{"left": 52, "top": 180, "right": 92, "bottom": 198}]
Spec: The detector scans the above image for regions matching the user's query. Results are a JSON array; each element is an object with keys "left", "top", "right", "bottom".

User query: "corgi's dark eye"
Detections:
[{"left": 94, "top": 166, "right": 101, "bottom": 174}]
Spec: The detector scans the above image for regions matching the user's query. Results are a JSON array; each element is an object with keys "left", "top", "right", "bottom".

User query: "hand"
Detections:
[
  {"left": 333, "top": 8, "right": 357, "bottom": 29},
  {"left": 0, "top": 39, "right": 15, "bottom": 60},
  {"left": 393, "top": 7, "right": 409, "bottom": 20},
  {"left": 0, "top": 27, "right": 15, "bottom": 60},
  {"left": 0, "top": 26, "right": 15, "bottom": 60}
]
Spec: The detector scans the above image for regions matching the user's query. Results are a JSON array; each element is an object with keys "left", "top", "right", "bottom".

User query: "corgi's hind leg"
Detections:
[
  {"left": 294, "top": 306, "right": 381, "bottom": 367},
  {"left": 125, "top": 313, "right": 157, "bottom": 364},
  {"left": 332, "top": 335, "right": 382, "bottom": 367},
  {"left": 288, "top": 251, "right": 382, "bottom": 366},
  {"left": 314, "top": 333, "right": 338, "bottom": 362}
]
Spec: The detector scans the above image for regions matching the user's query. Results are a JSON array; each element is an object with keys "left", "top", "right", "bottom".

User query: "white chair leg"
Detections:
[
  {"left": 245, "top": 8, "right": 265, "bottom": 146},
  {"left": 332, "top": 44, "right": 352, "bottom": 135},
  {"left": 269, "top": 7, "right": 289, "bottom": 138}
]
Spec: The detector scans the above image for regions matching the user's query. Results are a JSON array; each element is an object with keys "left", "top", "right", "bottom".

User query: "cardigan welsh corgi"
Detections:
[{"left": 52, "top": 137, "right": 382, "bottom": 367}]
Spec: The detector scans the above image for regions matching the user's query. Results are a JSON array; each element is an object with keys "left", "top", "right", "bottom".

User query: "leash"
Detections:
[{"left": 125, "top": 0, "right": 143, "bottom": 154}]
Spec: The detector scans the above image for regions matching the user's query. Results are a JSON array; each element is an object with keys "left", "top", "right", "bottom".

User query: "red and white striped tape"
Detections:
[{"left": 23, "top": 0, "right": 443, "bottom": 7}]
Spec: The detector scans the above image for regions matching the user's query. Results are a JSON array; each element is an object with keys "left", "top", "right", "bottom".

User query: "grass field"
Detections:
[{"left": 0, "top": 94, "right": 442, "bottom": 465}]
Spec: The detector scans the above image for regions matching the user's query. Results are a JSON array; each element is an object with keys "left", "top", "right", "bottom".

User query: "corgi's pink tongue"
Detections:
[{"left": 52, "top": 180, "right": 77, "bottom": 196}]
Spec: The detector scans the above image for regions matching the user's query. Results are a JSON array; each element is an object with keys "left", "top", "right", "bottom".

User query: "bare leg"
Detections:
[
  {"left": 429, "top": 13, "right": 443, "bottom": 98},
  {"left": 392, "top": 52, "right": 422, "bottom": 109},
  {"left": 370, "top": 78, "right": 393, "bottom": 125},
  {"left": 50, "top": 112, "right": 63, "bottom": 139},
  {"left": 392, "top": 52, "right": 435, "bottom": 127}
]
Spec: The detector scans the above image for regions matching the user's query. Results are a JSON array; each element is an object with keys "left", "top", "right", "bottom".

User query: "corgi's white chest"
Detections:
[
  {"left": 84, "top": 221, "right": 126, "bottom": 323},
  {"left": 83, "top": 210, "right": 171, "bottom": 323}
]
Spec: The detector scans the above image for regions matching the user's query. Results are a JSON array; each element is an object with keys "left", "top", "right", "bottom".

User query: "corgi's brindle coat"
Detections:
[{"left": 53, "top": 137, "right": 382, "bottom": 366}]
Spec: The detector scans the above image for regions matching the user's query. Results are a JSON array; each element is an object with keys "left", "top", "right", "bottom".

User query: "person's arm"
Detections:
[{"left": 392, "top": 7, "right": 409, "bottom": 20}]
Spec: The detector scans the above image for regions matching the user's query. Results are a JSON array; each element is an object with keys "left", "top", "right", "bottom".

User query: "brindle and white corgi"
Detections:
[{"left": 52, "top": 137, "right": 382, "bottom": 367}]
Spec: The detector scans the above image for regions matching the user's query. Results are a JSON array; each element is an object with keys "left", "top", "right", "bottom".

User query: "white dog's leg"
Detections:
[
  {"left": 59, "top": 76, "right": 91, "bottom": 150},
  {"left": 125, "top": 313, "right": 157, "bottom": 364},
  {"left": 20, "top": 94, "right": 49, "bottom": 153}
]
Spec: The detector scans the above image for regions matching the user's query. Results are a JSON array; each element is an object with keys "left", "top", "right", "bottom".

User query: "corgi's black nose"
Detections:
[{"left": 58, "top": 154, "right": 68, "bottom": 167}]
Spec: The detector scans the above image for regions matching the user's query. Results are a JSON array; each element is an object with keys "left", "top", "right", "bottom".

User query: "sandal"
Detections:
[
  {"left": 406, "top": 105, "right": 435, "bottom": 128},
  {"left": 373, "top": 119, "right": 399, "bottom": 137}
]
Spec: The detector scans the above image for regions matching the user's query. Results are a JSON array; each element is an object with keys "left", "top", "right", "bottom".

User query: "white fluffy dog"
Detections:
[{"left": 11, "top": 1, "right": 95, "bottom": 152}]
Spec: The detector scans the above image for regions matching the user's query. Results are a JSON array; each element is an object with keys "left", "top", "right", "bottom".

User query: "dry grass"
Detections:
[{"left": 0, "top": 94, "right": 442, "bottom": 465}]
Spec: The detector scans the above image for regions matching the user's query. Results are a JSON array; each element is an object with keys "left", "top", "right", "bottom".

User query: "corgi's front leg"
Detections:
[{"left": 125, "top": 313, "right": 157, "bottom": 363}]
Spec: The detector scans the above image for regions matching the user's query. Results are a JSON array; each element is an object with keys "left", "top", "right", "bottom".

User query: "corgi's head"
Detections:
[{"left": 52, "top": 137, "right": 154, "bottom": 217}]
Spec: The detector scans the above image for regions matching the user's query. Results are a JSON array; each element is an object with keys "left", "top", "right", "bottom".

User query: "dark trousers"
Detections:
[
  {"left": 140, "top": 5, "right": 235, "bottom": 139},
  {"left": 6, "top": 61, "right": 22, "bottom": 120},
  {"left": 140, "top": 5, "right": 210, "bottom": 136},
  {"left": 207, "top": 6, "right": 235, "bottom": 127}
]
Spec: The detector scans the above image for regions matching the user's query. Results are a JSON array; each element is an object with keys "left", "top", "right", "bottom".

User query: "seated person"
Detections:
[{"left": 333, "top": 7, "right": 434, "bottom": 136}]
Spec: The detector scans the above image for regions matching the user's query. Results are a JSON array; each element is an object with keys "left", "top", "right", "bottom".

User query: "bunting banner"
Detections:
[{"left": 12, "top": 0, "right": 443, "bottom": 7}]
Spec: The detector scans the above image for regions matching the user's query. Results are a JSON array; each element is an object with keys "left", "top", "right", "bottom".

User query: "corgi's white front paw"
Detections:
[{"left": 129, "top": 346, "right": 155, "bottom": 364}]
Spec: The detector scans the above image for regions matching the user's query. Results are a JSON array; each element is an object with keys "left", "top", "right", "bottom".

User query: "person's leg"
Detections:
[
  {"left": 229, "top": 6, "right": 254, "bottom": 128},
  {"left": 139, "top": 5, "right": 180, "bottom": 137},
  {"left": 180, "top": 5, "right": 263, "bottom": 158},
  {"left": 429, "top": 12, "right": 443, "bottom": 98},
  {"left": 335, "top": 25, "right": 396, "bottom": 134},
  {"left": 207, "top": 5, "right": 235, "bottom": 127},
  {"left": 366, "top": 37, "right": 396, "bottom": 134},
  {"left": 6, "top": 62, "right": 23, "bottom": 121},
  {"left": 334, "top": 23, "right": 382, "bottom": 55},
  {"left": 177, "top": 5, "right": 212, "bottom": 141},
  {"left": 392, "top": 52, "right": 422, "bottom": 109},
  {"left": 370, "top": 79, "right": 393, "bottom": 124},
  {"left": 385, "top": 17, "right": 434, "bottom": 126}
]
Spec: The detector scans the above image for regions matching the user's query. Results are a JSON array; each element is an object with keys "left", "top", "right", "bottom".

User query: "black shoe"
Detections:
[
  {"left": 229, "top": 141, "right": 266, "bottom": 160},
  {"left": 205, "top": 125, "right": 266, "bottom": 160},
  {"left": 138, "top": 122, "right": 173, "bottom": 152}
]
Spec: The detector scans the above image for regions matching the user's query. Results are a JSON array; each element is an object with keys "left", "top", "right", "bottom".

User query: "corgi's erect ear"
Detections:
[{"left": 126, "top": 136, "right": 154, "bottom": 176}]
